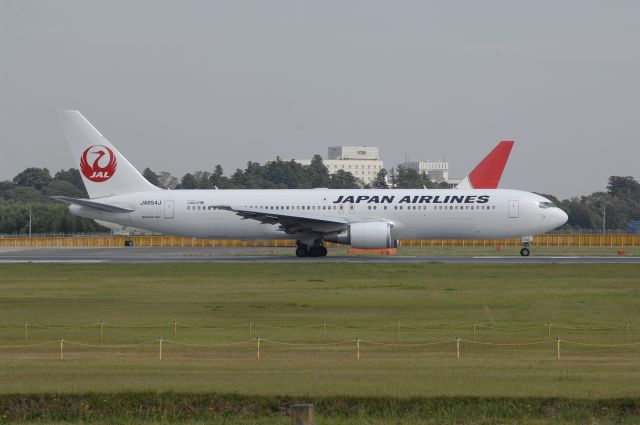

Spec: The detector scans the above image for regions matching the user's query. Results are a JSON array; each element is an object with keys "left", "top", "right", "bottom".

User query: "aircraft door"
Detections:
[
  {"left": 164, "top": 200, "right": 175, "bottom": 219},
  {"left": 508, "top": 200, "right": 519, "bottom": 218}
]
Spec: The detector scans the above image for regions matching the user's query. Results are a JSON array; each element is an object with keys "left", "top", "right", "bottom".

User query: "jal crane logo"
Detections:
[{"left": 80, "top": 145, "right": 117, "bottom": 182}]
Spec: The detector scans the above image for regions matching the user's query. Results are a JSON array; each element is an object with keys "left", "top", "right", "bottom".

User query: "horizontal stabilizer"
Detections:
[
  {"left": 457, "top": 141, "right": 514, "bottom": 189},
  {"left": 51, "top": 196, "right": 134, "bottom": 213}
]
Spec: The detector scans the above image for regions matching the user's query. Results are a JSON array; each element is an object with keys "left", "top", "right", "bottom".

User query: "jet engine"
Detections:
[{"left": 326, "top": 222, "right": 396, "bottom": 249}]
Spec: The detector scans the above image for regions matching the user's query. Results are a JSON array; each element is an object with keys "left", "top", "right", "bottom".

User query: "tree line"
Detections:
[
  {"left": 141, "top": 155, "right": 450, "bottom": 190},
  {"left": 539, "top": 176, "right": 640, "bottom": 232},
  {"left": 0, "top": 167, "right": 101, "bottom": 234},
  {"left": 0, "top": 156, "right": 638, "bottom": 234}
]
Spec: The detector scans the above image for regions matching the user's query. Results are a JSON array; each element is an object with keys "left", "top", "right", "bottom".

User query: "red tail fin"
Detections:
[{"left": 457, "top": 141, "right": 514, "bottom": 189}]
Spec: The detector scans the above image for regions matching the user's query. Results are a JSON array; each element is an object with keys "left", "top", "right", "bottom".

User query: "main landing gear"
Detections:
[
  {"left": 124, "top": 239, "right": 134, "bottom": 247},
  {"left": 520, "top": 235, "right": 532, "bottom": 257},
  {"left": 295, "top": 240, "right": 328, "bottom": 258}
]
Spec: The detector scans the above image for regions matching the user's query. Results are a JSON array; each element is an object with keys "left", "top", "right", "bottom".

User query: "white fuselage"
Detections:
[{"left": 72, "top": 189, "right": 568, "bottom": 241}]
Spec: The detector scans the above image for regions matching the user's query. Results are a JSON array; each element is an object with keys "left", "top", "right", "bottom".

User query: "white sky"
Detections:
[{"left": 1, "top": 1, "right": 638, "bottom": 198}]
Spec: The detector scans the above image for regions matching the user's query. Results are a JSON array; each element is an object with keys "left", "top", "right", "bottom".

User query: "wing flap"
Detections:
[{"left": 214, "top": 206, "right": 349, "bottom": 234}]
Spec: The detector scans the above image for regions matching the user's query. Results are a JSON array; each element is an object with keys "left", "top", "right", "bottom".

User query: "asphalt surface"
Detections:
[{"left": 0, "top": 247, "right": 638, "bottom": 264}]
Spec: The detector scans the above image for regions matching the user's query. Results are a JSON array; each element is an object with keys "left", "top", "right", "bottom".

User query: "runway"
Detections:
[{"left": 0, "top": 247, "right": 638, "bottom": 264}]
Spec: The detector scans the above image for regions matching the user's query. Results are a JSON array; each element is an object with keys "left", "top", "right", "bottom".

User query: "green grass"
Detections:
[
  {"left": 1, "top": 263, "right": 640, "bottom": 423},
  {"left": 3, "top": 393, "right": 640, "bottom": 424}
]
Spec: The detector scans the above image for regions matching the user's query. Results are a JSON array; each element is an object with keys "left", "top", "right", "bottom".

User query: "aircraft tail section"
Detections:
[
  {"left": 57, "top": 110, "right": 160, "bottom": 199},
  {"left": 456, "top": 141, "right": 514, "bottom": 189}
]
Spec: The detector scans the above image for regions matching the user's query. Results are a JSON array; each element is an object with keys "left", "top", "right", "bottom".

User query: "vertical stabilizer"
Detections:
[
  {"left": 58, "top": 110, "right": 160, "bottom": 199},
  {"left": 456, "top": 141, "right": 514, "bottom": 189}
]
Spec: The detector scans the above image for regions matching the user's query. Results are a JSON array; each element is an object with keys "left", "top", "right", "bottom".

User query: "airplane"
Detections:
[
  {"left": 94, "top": 140, "right": 515, "bottom": 236},
  {"left": 53, "top": 110, "right": 568, "bottom": 257}
]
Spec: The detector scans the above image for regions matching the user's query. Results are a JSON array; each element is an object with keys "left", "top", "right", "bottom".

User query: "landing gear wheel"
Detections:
[
  {"left": 124, "top": 240, "right": 134, "bottom": 247},
  {"left": 308, "top": 247, "right": 321, "bottom": 257},
  {"left": 295, "top": 247, "right": 307, "bottom": 257},
  {"left": 319, "top": 246, "right": 328, "bottom": 257},
  {"left": 520, "top": 247, "right": 530, "bottom": 257}
]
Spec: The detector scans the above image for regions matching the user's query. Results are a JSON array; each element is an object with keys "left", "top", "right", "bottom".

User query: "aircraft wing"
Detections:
[{"left": 214, "top": 206, "right": 349, "bottom": 234}]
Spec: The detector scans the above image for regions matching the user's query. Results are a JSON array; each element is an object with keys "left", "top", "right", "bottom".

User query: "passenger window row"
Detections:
[{"left": 187, "top": 204, "right": 496, "bottom": 212}]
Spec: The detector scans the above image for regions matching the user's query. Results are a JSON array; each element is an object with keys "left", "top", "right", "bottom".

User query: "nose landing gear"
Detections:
[{"left": 520, "top": 235, "right": 532, "bottom": 256}]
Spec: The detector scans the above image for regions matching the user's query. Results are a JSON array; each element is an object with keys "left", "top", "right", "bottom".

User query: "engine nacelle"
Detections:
[{"left": 326, "top": 222, "right": 396, "bottom": 249}]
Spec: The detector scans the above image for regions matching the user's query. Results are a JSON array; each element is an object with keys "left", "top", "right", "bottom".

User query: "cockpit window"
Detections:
[{"left": 539, "top": 202, "right": 555, "bottom": 209}]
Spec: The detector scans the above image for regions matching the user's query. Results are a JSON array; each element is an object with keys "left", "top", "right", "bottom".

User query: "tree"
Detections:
[
  {"left": 388, "top": 167, "right": 397, "bottom": 188},
  {"left": 179, "top": 173, "right": 197, "bottom": 189},
  {"left": 54, "top": 168, "right": 85, "bottom": 193},
  {"left": 193, "top": 171, "right": 213, "bottom": 189},
  {"left": 157, "top": 171, "right": 179, "bottom": 189},
  {"left": 328, "top": 170, "right": 359, "bottom": 189},
  {"left": 0, "top": 181, "right": 15, "bottom": 199},
  {"left": 395, "top": 166, "right": 433, "bottom": 189},
  {"left": 607, "top": 176, "right": 640, "bottom": 200},
  {"left": 42, "top": 180, "right": 85, "bottom": 198},
  {"left": 2, "top": 186, "right": 44, "bottom": 203},
  {"left": 13, "top": 168, "right": 52, "bottom": 191},
  {"left": 142, "top": 168, "right": 160, "bottom": 186},
  {"left": 263, "top": 158, "right": 312, "bottom": 188},
  {"left": 372, "top": 168, "right": 389, "bottom": 189},
  {"left": 209, "top": 165, "right": 230, "bottom": 188},
  {"left": 307, "top": 154, "right": 330, "bottom": 188}
]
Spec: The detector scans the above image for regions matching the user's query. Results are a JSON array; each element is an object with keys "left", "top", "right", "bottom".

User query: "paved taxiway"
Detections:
[{"left": 0, "top": 247, "right": 638, "bottom": 264}]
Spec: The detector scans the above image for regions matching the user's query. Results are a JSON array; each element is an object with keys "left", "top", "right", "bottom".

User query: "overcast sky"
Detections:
[{"left": 1, "top": 1, "right": 638, "bottom": 198}]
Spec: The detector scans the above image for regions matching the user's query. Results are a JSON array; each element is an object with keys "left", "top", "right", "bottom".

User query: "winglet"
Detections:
[{"left": 456, "top": 141, "right": 514, "bottom": 189}]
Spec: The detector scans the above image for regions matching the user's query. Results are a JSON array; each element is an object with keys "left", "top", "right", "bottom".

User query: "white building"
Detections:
[
  {"left": 402, "top": 161, "right": 450, "bottom": 183},
  {"left": 296, "top": 146, "right": 384, "bottom": 185},
  {"left": 328, "top": 146, "right": 379, "bottom": 161}
]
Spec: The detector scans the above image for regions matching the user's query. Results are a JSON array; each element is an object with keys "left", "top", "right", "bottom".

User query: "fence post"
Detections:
[
  {"left": 473, "top": 322, "right": 476, "bottom": 341},
  {"left": 24, "top": 322, "right": 28, "bottom": 341},
  {"left": 292, "top": 404, "right": 316, "bottom": 425},
  {"left": 626, "top": 322, "right": 629, "bottom": 343},
  {"left": 159, "top": 337, "right": 163, "bottom": 360},
  {"left": 455, "top": 336, "right": 460, "bottom": 359},
  {"left": 59, "top": 338, "right": 64, "bottom": 360},
  {"left": 173, "top": 320, "right": 177, "bottom": 338},
  {"left": 356, "top": 338, "right": 360, "bottom": 360},
  {"left": 396, "top": 321, "right": 401, "bottom": 343},
  {"left": 249, "top": 321, "right": 253, "bottom": 337},
  {"left": 321, "top": 321, "right": 326, "bottom": 339},
  {"left": 548, "top": 322, "right": 551, "bottom": 341},
  {"left": 100, "top": 321, "right": 104, "bottom": 342},
  {"left": 556, "top": 337, "right": 560, "bottom": 361},
  {"left": 256, "top": 336, "right": 261, "bottom": 360}
]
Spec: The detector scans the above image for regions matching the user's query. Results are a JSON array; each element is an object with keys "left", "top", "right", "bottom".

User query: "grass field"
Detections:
[{"left": 1, "top": 263, "right": 640, "bottom": 423}]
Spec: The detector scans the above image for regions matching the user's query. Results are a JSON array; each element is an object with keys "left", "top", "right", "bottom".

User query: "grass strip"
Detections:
[{"left": 1, "top": 393, "right": 639, "bottom": 423}]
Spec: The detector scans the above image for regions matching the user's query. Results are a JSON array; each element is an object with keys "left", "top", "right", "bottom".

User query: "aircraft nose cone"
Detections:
[{"left": 557, "top": 209, "right": 568, "bottom": 227}]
